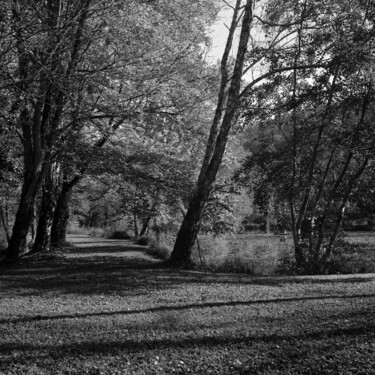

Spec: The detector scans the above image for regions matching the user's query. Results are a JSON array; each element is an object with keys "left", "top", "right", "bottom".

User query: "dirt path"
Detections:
[{"left": 66, "top": 234, "right": 158, "bottom": 264}]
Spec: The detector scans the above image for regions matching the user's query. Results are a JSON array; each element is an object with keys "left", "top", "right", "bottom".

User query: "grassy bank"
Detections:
[{"left": 0, "top": 238, "right": 374, "bottom": 374}]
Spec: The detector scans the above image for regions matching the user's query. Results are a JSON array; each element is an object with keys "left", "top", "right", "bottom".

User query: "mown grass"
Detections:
[{"left": 0, "top": 236, "right": 374, "bottom": 374}]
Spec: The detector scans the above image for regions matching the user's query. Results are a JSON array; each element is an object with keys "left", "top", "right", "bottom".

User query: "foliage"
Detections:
[
  {"left": 68, "top": 132, "right": 201, "bottom": 242},
  {"left": 136, "top": 236, "right": 152, "bottom": 246},
  {"left": 107, "top": 231, "right": 132, "bottom": 240},
  {"left": 325, "top": 239, "right": 375, "bottom": 274},
  {"left": 0, "top": 0, "right": 220, "bottom": 260},
  {"left": 145, "top": 241, "right": 171, "bottom": 260},
  {"left": 236, "top": 0, "right": 375, "bottom": 274},
  {"left": 87, "top": 227, "right": 106, "bottom": 238}
]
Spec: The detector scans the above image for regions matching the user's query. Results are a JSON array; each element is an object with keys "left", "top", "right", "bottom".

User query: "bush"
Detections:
[
  {"left": 67, "top": 222, "right": 88, "bottom": 235},
  {"left": 136, "top": 236, "right": 152, "bottom": 246},
  {"left": 325, "top": 240, "right": 375, "bottom": 274},
  {"left": 201, "top": 258, "right": 255, "bottom": 274},
  {"left": 107, "top": 231, "right": 132, "bottom": 240},
  {"left": 87, "top": 227, "right": 105, "bottom": 238},
  {"left": 145, "top": 243, "right": 171, "bottom": 260},
  {"left": 141, "top": 237, "right": 171, "bottom": 260}
]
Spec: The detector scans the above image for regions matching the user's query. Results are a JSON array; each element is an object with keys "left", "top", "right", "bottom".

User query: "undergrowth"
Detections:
[{"left": 136, "top": 236, "right": 171, "bottom": 260}]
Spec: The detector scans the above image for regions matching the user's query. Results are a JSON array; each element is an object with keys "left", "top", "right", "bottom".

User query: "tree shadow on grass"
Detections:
[
  {"left": 1, "top": 293, "right": 374, "bottom": 325},
  {"left": 1, "top": 256, "right": 375, "bottom": 299},
  {"left": 0, "top": 262, "right": 172, "bottom": 297},
  {"left": 0, "top": 324, "right": 373, "bottom": 359},
  {"left": 1, "top": 234, "right": 375, "bottom": 299}
]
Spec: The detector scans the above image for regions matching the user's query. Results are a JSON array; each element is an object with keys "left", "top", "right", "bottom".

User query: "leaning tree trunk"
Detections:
[
  {"left": 169, "top": 0, "right": 254, "bottom": 267},
  {"left": 169, "top": 187, "right": 213, "bottom": 266}
]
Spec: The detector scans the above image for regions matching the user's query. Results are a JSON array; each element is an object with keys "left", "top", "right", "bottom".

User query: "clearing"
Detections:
[{"left": 0, "top": 235, "right": 374, "bottom": 374}]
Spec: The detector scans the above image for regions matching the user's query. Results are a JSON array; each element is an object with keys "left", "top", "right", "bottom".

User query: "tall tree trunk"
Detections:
[
  {"left": 169, "top": 0, "right": 254, "bottom": 267},
  {"left": 5, "top": 107, "right": 46, "bottom": 262},
  {"left": 6, "top": 177, "right": 43, "bottom": 261},
  {"left": 50, "top": 180, "right": 74, "bottom": 247},
  {"left": 0, "top": 204, "right": 11, "bottom": 244},
  {"left": 30, "top": 203, "right": 37, "bottom": 241},
  {"left": 133, "top": 208, "right": 139, "bottom": 238},
  {"left": 32, "top": 169, "right": 56, "bottom": 253},
  {"left": 140, "top": 216, "right": 151, "bottom": 237},
  {"left": 170, "top": 188, "right": 211, "bottom": 266}
]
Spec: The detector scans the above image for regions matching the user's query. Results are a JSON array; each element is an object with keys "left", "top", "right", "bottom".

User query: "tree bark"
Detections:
[
  {"left": 169, "top": 0, "right": 254, "bottom": 267},
  {"left": 5, "top": 108, "right": 46, "bottom": 262},
  {"left": 170, "top": 188, "right": 212, "bottom": 266},
  {"left": 139, "top": 216, "right": 151, "bottom": 237},
  {"left": 6, "top": 178, "right": 43, "bottom": 261},
  {"left": 50, "top": 180, "right": 74, "bottom": 247},
  {"left": 32, "top": 169, "right": 56, "bottom": 253},
  {"left": 0, "top": 204, "right": 11, "bottom": 244}
]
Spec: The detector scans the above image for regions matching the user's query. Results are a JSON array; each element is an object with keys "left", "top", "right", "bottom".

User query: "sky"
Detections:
[{"left": 207, "top": 4, "right": 237, "bottom": 62}]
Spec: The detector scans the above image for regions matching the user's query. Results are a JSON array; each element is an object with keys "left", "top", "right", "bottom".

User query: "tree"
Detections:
[
  {"left": 236, "top": 0, "right": 375, "bottom": 273},
  {"left": 2, "top": 0, "right": 219, "bottom": 259},
  {"left": 3, "top": 0, "right": 96, "bottom": 262},
  {"left": 42, "top": 0, "right": 220, "bottom": 249},
  {"left": 71, "top": 143, "right": 198, "bottom": 239},
  {"left": 169, "top": 0, "right": 333, "bottom": 267}
]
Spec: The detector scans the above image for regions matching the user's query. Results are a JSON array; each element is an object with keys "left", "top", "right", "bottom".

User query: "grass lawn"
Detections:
[{"left": 0, "top": 235, "right": 374, "bottom": 374}]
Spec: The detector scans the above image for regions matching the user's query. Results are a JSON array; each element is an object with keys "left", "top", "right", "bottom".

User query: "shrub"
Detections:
[
  {"left": 325, "top": 240, "right": 375, "bottom": 274},
  {"left": 67, "top": 222, "right": 105, "bottom": 237},
  {"left": 145, "top": 243, "right": 171, "bottom": 260},
  {"left": 201, "top": 258, "right": 255, "bottom": 274},
  {"left": 136, "top": 236, "right": 152, "bottom": 246},
  {"left": 142, "top": 237, "right": 171, "bottom": 260},
  {"left": 107, "top": 231, "right": 132, "bottom": 240},
  {"left": 87, "top": 227, "right": 105, "bottom": 238},
  {"left": 67, "top": 222, "right": 88, "bottom": 235}
]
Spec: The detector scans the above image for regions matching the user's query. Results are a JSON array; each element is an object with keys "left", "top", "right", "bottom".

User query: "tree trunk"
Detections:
[
  {"left": 169, "top": 188, "right": 211, "bottom": 266},
  {"left": 5, "top": 107, "right": 45, "bottom": 262},
  {"left": 32, "top": 170, "right": 56, "bottom": 253},
  {"left": 0, "top": 204, "right": 11, "bottom": 244},
  {"left": 140, "top": 216, "right": 151, "bottom": 237},
  {"left": 50, "top": 181, "right": 73, "bottom": 247},
  {"left": 169, "top": 0, "right": 254, "bottom": 267},
  {"left": 133, "top": 208, "right": 139, "bottom": 238},
  {"left": 6, "top": 177, "right": 42, "bottom": 261},
  {"left": 30, "top": 203, "right": 37, "bottom": 241}
]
